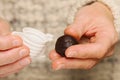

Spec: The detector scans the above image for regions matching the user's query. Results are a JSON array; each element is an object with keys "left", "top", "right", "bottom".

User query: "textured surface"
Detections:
[{"left": 0, "top": 0, "right": 120, "bottom": 80}]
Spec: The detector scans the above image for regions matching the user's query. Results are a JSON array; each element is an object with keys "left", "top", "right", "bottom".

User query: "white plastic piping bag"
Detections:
[{"left": 12, "top": 27, "right": 53, "bottom": 60}]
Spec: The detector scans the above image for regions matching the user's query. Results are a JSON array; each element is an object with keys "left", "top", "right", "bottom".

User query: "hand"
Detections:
[
  {"left": 0, "top": 19, "right": 31, "bottom": 77},
  {"left": 49, "top": 2, "right": 118, "bottom": 70}
]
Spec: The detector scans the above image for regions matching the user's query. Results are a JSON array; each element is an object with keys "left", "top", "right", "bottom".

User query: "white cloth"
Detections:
[{"left": 12, "top": 27, "right": 53, "bottom": 60}]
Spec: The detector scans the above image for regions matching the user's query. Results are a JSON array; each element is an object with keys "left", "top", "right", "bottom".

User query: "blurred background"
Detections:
[{"left": 0, "top": 0, "right": 120, "bottom": 80}]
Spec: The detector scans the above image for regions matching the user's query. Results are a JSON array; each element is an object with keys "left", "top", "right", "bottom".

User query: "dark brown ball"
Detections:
[{"left": 55, "top": 35, "right": 78, "bottom": 57}]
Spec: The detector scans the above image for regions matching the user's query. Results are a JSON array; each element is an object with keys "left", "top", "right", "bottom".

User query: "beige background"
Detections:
[{"left": 0, "top": 0, "right": 120, "bottom": 80}]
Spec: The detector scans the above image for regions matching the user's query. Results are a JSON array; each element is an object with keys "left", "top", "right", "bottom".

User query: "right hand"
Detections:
[
  {"left": 0, "top": 19, "right": 31, "bottom": 77},
  {"left": 49, "top": 2, "right": 118, "bottom": 70}
]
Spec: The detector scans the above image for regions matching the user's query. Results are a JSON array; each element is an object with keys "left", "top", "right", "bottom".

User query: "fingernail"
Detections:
[
  {"left": 20, "top": 58, "right": 31, "bottom": 66},
  {"left": 55, "top": 64, "right": 64, "bottom": 70},
  {"left": 19, "top": 49, "right": 28, "bottom": 57},
  {"left": 13, "top": 40, "right": 21, "bottom": 46},
  {"left": 12, "top": 36, "right": 22, "bottom": 46},
  {"left": 67, "top": 51, "right": 77, "bottom": 57}
]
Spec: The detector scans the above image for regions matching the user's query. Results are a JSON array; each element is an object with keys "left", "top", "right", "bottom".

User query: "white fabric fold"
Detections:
[{"left": 12, "top": 27, "right": 53, "bottom": 60}]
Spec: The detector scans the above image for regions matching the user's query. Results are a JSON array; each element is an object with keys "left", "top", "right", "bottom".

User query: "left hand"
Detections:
[{"left": 49, "top": 2, "right": 118, "bottom": 70}]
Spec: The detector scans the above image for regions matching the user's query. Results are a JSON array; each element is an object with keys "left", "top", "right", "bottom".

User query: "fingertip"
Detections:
[
  {"left": 19, "top": 56, "right": 31, "bottom": 66},
  {"left": 65, "top": 45, "right": 77, "bottom": 58},
  {"left": 64, "top": 25, "right": 79, "bottom": 39},
  {"left": 12, "top": 35, "right": 23, "bottom": 45},
  {"left": 52, "top": 58, "right": 66, "bottom": 70},
  {"left": 23, "top": 45, "right": 30, "bottom": 54},
  {"left": 49, "top": 50, "right": 61, "bottom": 61}
]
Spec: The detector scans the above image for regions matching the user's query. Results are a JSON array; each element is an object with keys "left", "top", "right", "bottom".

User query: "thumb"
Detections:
[
  {"left": 64, "top": 22, "right": 85, "bottom": 40},
  {"left": 65, "top": 43, "right": 106, "bottom": 59}
]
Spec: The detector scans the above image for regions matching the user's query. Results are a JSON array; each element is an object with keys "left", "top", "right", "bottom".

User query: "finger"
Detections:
[
  {"left": 49, "top": 50, "right": 62, "bottom": 61},
  {"left": 0, "top": 18, "right": 11, "bottom": 36},
  {"left": 0, "top": 56, "right": 31, "bottom": 75},
  {"left": 64, "top": 23, "right": 85, "bottom": 40},
  {"left": 0, "top": 68, "right": 22, "bottom": 78},
  {"left": 52, "top": 58, "right": 98, "bottom": 70},
  {"left": 0, "top": 35, "right": 23, "bottom": 50},
  {"left": 65, "top": 43, "right": 107, "bottom": 59},
  {"left": 0, "top": 45, "right": 30, "bottom": 66}
]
